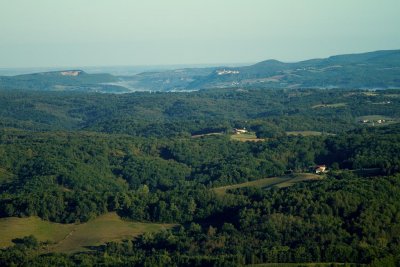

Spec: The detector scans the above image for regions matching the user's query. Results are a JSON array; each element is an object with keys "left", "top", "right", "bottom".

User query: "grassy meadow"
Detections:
[
  {"left": 0, "top": 212, "right": 175, "bottom": 253},
  {"left": 311, "top": 103, "right": 347, "bottom": 109},
  {"left": 231, "top": 132, "right": 265, "bottom": 142},
  {"left": 213, "top": 173, "right": 323, "bottom": 196},
  {"left": 285, "top": 131, "right": 325, "bottom": 137}
]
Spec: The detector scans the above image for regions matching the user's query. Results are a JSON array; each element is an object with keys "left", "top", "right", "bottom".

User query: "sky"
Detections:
[{"left": 1, "top": 0, "right": 400, "bottom": 68}]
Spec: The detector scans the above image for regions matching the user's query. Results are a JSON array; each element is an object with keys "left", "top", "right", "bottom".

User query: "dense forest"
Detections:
[
  {"left": 1, "top": 88, "right": 400, "bottom": 266},
  {"left": 1, "top": 88, "right": 400, "bottom": 135}
]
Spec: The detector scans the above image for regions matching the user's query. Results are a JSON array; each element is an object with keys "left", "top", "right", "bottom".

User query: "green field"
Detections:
[
  {"left": 0, "top": 212, "right": 175, "bottom": 253},
  {"left": 362, "top": 92, "right": 378, "bottom": 96},
  {"left": 0, "top": 216, "right": 74, "bottom": 248},
  {"left": 191, "top": 132, "right": 223, "bottom": 138},
  {"left": 231, "top": 132, "right": 265, "bottom": 142},
  {"left": 312, "top": 103, "right": 347, "bottom": 109},
  {"left": 213, "top": 173, "right": 323, "bottom": 196},
  {"left": 274, "top": 173, "right": 324, "bottom": 188},
  {"left": 286, "top": 131, "right": 324, "bottom": 137}
]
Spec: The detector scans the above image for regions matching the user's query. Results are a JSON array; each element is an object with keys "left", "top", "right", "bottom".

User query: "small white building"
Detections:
[
  {"left": 234, "top": 128, "right": 248, "bottom": 134},
  {"left": 314, "top": 165, "right": 327, "bottom": 174}
]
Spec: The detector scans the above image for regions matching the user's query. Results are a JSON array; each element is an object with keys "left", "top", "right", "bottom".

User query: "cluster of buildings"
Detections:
[
  {"left": 360, "top": 119, "right": 386, "bottom": 124},
  {"left": 60, "top": 70, "right": 82, "bottom": 76},
  {"left": 216, "top": 69, "right": 240, "bottom": 75}
]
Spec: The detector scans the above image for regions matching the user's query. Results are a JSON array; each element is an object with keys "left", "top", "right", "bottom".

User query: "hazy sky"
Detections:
[{"left": 1, "top": 0, "right": 400, "bottom": 68}]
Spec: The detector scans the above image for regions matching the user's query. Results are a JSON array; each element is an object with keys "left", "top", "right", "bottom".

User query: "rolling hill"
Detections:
[
  {"left": 187, "top": 49, "right": 400, "bottom": 90},
  {"left": 123, "top": 49, "right": 400, "bottom": 91},
  {"left": 0, "top": 70, "right": 128, "bottom": 93},
  {"left": 0, "top": 50, "right": 399, "bottom": 92}
]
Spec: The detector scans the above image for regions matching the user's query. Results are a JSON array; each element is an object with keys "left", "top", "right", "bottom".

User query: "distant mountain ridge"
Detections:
[
  {"left": 0, "top": 50, "right": 399, "bottom": 92},
  {"left": 0, "top": 70, "right": 126, "bottom": 93},
  {"left": 185, "top": 49, "right": 400, "bottom": 90}
]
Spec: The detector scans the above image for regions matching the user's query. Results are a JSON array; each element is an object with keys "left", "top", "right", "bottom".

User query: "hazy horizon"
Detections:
[
  {"left": 0, "top": 48, "right": 399, "bottom": 76},
  {"left": 1, "top": 0, "right": 400, "bottom": 68}
]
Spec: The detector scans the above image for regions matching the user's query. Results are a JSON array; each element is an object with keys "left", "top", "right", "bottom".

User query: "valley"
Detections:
[{"left": 0, "top": 51, "right": 400, "bottom": 266}]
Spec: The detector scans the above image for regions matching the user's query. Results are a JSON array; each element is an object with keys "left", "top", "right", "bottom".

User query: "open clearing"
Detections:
[
  {"left": 362, "top": 92, "right": 378, "bottom": 96},
  {"left": 213, "top": 173, "right": 323, "bottom": 196},
  {"left": 191, "top": 132, "right": 223, "bottom": 138},
  {"left": 311, "top": 103, "right": 347, "bottom": 109},
  {"left": 274, "top": 173, "right": 323, "bottom": 188},
  {"left": 0, "top": 212, "right": 174, "bottom": 253},
  {"left": 357, "top": 115, "right": 397, "bottom": 125},
  {"left": 286, "top": 131, "right": 327, "bottom": 137},
  {"left": 231, "top": 132, "right": 265, "bottom": 142},
  {"left": 0, "top": 216, "right": 74, "bottom": 248},
  {"left": 357, "top": 115, "right": 394, "bottom": 121}
]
